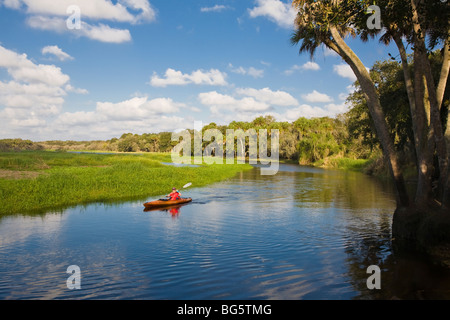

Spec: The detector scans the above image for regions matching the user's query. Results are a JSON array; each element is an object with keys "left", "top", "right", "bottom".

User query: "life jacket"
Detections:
[{"left": 169, "top": 191, "right": 180, "bottom": 200}]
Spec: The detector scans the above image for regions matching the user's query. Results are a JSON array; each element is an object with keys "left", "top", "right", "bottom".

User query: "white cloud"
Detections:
[
  {"left": 27, "top": 16, "right": 132, "bottom": 43},
  {"left": 323, "top": 47, "right": 339, "bottom": 57},
  {"left": 235, "top": 87, "right": 298, "bottom": 106},
  {"left": 5, "top": 0, "right": 156, "bottom": 23},
  {"left": 0, "top": 45, "right": 88, "bottom": 138},
  {"left": 199, "top": 91, "right": 270, "bottom": 114},
  {"left": 120, "top": 0, "right": 157, "bottom": 23},
  {"left": 52, "top": 96, "right": 192, "bottom": 140},
  {"left": 26, "top": 15, "right": 66, "bottom": 32},
  {"left": 5, "top": 0, "right": 155, "bottom": 43},
  {"left": 200, "top": 5, "right": 230, "bottom": 13},
  {"left": 65, "top": 84, "right": 89, "bottom": 94},
  {"left": 333, "top": 64, "right": 369, "bottom": 82},
  {"left": 150, "top": 68, "right": 228, "bottom": 87},
  {"left": 81, "top": 22, "right": 132, "bottom": 43},
  {"left": 301, "top": 61, "right": 320, "bottom": 70},
  {"left": 338, "top": 84, "right": 357, "bottom": 100},
  {"left": 199, "top": 87, "right": 302, "bottom": 124},
  {"left": 285, "top": 61, "right": 320, "bottom": 75},
  {"left": 2, "top": 0, "right": 21, "bottom": 9},
  {"left": 229, "top": 64, "right": 264, "bottom": 78},
  {"left": 301, "top": 90, "right": 333, "bottom": 103},
  {"left": 42, "top": 45, "right": 74, "bottom": 61},
  {"left": 265, "top": 102, "right": 349, "bottom": 123},
  {"left": 248, "top": 0, "right": 297, "bottom": 29},
  {"left": 198, "top": 86, "right": 348, "bottom": 125},
  {"left": 333, "top": 64, "right": 356, "bottom": 81},
  {"left": 95, "top": 96, "right": 183, "bottom": 121},
  {"left": 0, "top": 45, "right": 70, "bottom": 87},
  {"left": 323, "top": 103, "right": 349, "bottom": 115}
]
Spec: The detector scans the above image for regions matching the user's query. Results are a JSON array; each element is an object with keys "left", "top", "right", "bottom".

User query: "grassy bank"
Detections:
[
  {"left": 0, "top": 151, "right": 252, "bottom": 215},
  {"left": 312, "top": 157, "right": 372, "bottom": 172}
]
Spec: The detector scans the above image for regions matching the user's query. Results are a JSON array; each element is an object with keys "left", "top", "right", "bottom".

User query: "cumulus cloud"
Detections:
[
  {"left": 95, "top": 96, "right": 183, "bottom": 120},
  {"left": 198, "top": 87, "right": 301, "bottom": 124},
  {"left": 149, "top": 68, "right": 228, "bottom": 87},
  {"left": 248, "top": 0, "right": 297, "bottom": 29},
  {"left": 265, "top": 102, "right": 349, "bottom": 123},
  {"left": 120, "top": 0, "right": 157, "bottom": 23},
  {"left": 199, "top": 91, "right": 269, "bottom": 114},
  {"left": 235, "top": 87, "right": 298, "bottom": 106},
  {"left": 198, "top": 86, "right": 347, "bottom": 124},
  {"left": 80, "top": 22, "right": 132, "bottom": 43},
  {"left": 229, "top": 64, "right": 264, "bottom": 78},
  {"left": 333, "top": 63, "right": 369, "bottom": 82},
  {"left": 284, "top": 61, "right": 320, "bottom": 75},
  {"left": 42, "top": 45, "right": 74, "bottom": 61},
  {"left": 27, "top": 16, "right": 132, "bottom": 43},
  {"left": 333, "top": 64, "right": 356, "bottom": 81},
  {"left": 52, "top": 96, "right": 191, "bottom": 140},
  {"left": 4, "top": 0, "right": 156, "bottom": 23},
  {"left": 4, "top": 0, "right": 155, "bottom": 43},
  {"left": 0, "top": 45, "right": 88, "bottom": 138},
  {"left": 0, "top": 45, "right": 70, "bottom": 87},
  {"left": 301, "top": 90, "right": 333, "bottom": 103}
]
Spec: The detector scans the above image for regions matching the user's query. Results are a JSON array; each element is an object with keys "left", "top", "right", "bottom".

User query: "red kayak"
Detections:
[{"left": 143, "top": 198, "right": 192, "bottom": 209}]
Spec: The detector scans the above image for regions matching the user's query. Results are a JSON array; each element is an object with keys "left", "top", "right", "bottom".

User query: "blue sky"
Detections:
[{"left": 0, "top": 0, "right": 396, "bottom": 141}]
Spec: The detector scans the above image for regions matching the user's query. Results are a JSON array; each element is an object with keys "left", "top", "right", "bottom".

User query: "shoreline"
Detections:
[{"left": 0, "top": 151, "right": 252, "bottom": 216}]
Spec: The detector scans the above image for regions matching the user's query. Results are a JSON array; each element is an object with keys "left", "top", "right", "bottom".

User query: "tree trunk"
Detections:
[
  {"left": 439, "top": 39, "right": 450, "bottom": 207},
  {"left": 437, "top": 39, "right": 450, "bottom": 111},
  {"left": 393, "top": 33, "right": 433, "bottom": 204},
  {"left": 329, "top": 26, "right": 409, "bottom": 207},
  {"left": 411, "top": 0, "right": 449, "bottom": 205}
]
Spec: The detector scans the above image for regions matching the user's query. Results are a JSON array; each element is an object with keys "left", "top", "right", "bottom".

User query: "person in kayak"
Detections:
[{"left": 167, "top": 187, "right": 181, "bottom": 201}]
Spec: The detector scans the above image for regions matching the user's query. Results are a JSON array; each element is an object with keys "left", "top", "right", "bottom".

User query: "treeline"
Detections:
[
  {"left": 0, "top": 139, "right": 44, "bottom": 152},
  {"left": 3, "top": 52, "right": 447, "bottom": 175},
  {"left": 0, "top": 115, "right": 374, "bottom": 168}
]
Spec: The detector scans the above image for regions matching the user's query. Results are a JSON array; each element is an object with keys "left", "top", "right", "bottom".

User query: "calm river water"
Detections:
[{"left": 1, "top": 164, "right": 450, "bottom": 300}]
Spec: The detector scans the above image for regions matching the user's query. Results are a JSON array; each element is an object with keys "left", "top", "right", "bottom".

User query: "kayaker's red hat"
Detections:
[{"left": 172, "top": 187, "right": 176, "bottom": 190}]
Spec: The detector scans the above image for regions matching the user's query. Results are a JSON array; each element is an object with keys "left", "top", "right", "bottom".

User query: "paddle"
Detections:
[{"left": 182, "top": 182, "right": 192, "bottom": 189}]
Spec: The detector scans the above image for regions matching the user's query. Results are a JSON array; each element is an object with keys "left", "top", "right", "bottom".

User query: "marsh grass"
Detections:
[{"left": 0, "top": 151, "right": 251, "bottom": 215}]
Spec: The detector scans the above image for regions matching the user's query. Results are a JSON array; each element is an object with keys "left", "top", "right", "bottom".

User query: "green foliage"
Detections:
[
  {"left": 0, "top": 151, "right": 251, "bottom": 215},
  {"left": 0, "top": 139, "right": 44, "bottom": 152},
  {"left": 345, "top": 49, "right": 449, "bottom": 161},
  {"left": 2, "top": 114, "right": 369, "bottom": 170},
  {"left": 293, "top": 117, "right": 347, "bottom": 164}
]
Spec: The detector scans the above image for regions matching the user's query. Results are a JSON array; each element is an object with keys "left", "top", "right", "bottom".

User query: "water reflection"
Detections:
[
  {"left": 143, "top": 203, "right": 191, "bottom": 218},
  {"left": 1, "top": 164, "right": 450, "bottom": 299}
]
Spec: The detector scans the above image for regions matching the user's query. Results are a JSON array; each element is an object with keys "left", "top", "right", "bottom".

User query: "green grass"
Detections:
[
  {"left": 329, "top": 158, "right": 370, "bottom": 171},
  {"left": 312, "top": 156, "right": 370, "bottom": 172},
  {"left": 0, "top": 151, "right": 252, "bottom": 215}
]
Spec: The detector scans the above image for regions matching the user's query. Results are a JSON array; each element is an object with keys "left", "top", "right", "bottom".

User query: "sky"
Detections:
[{"left": 0, "top": 0, "right": 397, "bottom": 141}]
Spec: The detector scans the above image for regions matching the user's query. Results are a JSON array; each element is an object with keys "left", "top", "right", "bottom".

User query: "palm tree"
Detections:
[
  {"left": 357, "top": 0, "right": 450, "bottom": 204},
  {"left": 291, "top": 0, "right": 410, "bottom": 207},
  {"left": 290, "top": 0, "right": 450, "bottom": 260}
]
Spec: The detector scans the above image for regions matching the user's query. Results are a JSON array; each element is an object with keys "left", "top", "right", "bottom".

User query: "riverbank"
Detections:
[{"left": 0, "top": 151, "right": 252, "bottom": 215}]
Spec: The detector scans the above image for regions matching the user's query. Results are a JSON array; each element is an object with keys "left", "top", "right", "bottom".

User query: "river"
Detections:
[{"left": 1, "top": 163, "right": 450, "bottom": 299}]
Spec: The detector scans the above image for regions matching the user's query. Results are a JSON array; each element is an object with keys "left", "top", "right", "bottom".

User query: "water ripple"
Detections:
[{"left": 4, "top": 164, "right": 448, "bottom": 300}]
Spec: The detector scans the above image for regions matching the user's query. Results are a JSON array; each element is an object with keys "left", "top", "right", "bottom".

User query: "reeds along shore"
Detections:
[{"left": 0, "top": 151, "right": 252, "bottom": 215}]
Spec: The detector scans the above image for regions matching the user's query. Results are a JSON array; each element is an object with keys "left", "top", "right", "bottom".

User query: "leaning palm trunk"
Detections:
[
  {"left": 328, "top": 26, "right": 410, "bottom": 207},
  {"left": 291, "top": 0, "right": 450, "bottom": 266}
]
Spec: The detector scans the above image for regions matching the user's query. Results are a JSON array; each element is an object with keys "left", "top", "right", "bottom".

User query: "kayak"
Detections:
[{"left": 143, "top": 197, "right": 192, "bottom": 209}]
